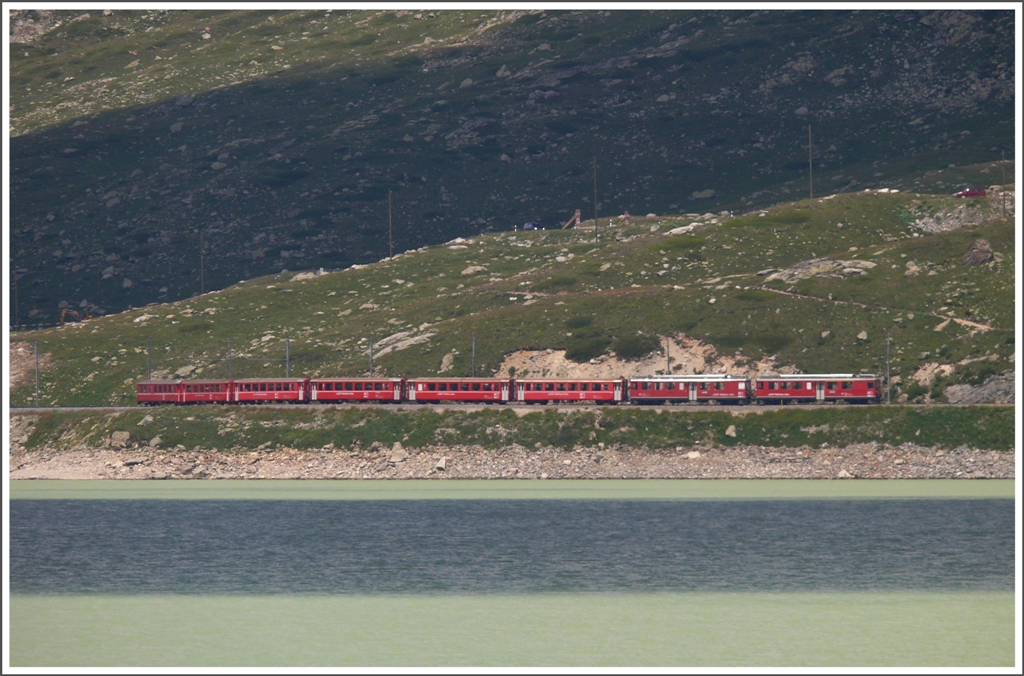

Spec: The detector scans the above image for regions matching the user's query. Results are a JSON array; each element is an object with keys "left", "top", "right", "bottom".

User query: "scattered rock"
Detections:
[
  {"left": 174, "top": 365, "right": 196, "bottom": 377},
  {"left": 690, "top": 189, "right": 717, "bottom": 200},
  {"left": 122, "top": 278, "right": 133, "bottom": 288},
  {"left": 686, "top": 451, "right": 701, "bottom": 459},
  {"left": 961, "top": 239, "right": 994, "bottom": 266},
  {"left": 170, "top": 122, "right": 183, "bottom": 132},
  {"left": 436, "top": 457, "right": 446, "bottom": 471},
  {"left": 461, "top": 265, "right": 487, "bottom": 276},
  {"left": 138, "top": 415, "right": 154, "bottom": 426},
  {"left": 124, "top": 456, "right": 146, "bottom": 467},
  {"left": 725, "top": 425, "right": 737, "bottom": 438},
  {"left": 794, "top": 106, "right": 809, "bottom": 115},
  {"left": 125, "top": 59, "right": 140, "bottom": 69},
  {"left": 175, "top": 94, "right": 194, "bottom": 107},
  {"left": 496, "top": 65, "right": 511, "bottom": 78},
  {"left": 837, "top": 469, "right": 851, "bottom": 478},
  {"left": 943, "top": 371, "right": 1014, "bottom": 405},
  {"left": 110, "top": 431, "right": 130, "bottom": 448},
  {"left": 460, "top": 78, "right": 474, "bottom": 89},
  {"left": 821, "top": 330, "right": 831, "bottom": 339},
  {"left": 857, "top": 331, "right": 868, "bottom": 341},
  {"left": 149, "top": 436, "right": 162, "bottom": 447},
  {"left": 389, "top": 443, "right": 409, "bottom": 463}
]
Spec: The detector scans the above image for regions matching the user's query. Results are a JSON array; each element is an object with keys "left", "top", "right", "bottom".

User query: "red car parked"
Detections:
[{"left": 955, "top": 188, "right": 986, "bottom": 198}]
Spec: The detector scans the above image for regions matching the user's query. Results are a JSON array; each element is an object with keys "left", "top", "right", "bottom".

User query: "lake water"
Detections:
[{"left": 8, "top": 479, "right": 1017, "bottom": 666}]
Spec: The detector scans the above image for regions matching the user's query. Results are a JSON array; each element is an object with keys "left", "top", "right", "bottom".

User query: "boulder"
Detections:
[
  {"left": 857, "top": 331, "right": 869, "bottom": 341},
  {"left": 690, "top": 189, "right": 717, "bottom": 200},
  {"left": 725, "top": 425, "right": 737, "bottom": 438},
  {"left": 461, "top": 265, "right": 487, "bottom": 276},
  {"left": 962, "top": 239, "right": 994, "bottom": 266},
  {"left": 110, "top": 431, "right": 131, "bottom": 448},
  {"left": 138, "top": 415, "right": 154, "bottom": 426},
  {"left": 149, "top": 436, "right": 162, "bottom": 447},
  {"left": 389, "top": 443, "right": 409, "bottom": 463},
  {"left": 435, "top": 457, "right": 447, "bottom": 471},
  {"left": 686, "top": 450, "right": 701, "bottom": 459}
]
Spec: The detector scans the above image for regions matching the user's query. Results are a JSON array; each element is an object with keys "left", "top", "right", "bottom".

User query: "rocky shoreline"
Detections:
[{"left": 9, "top": 441, "right": 1014, "bottom": 481}]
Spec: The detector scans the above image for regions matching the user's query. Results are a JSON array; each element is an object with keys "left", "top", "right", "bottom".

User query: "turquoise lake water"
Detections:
[{"left": 8, "top": 479, "right": 1017, "bottom": 666}]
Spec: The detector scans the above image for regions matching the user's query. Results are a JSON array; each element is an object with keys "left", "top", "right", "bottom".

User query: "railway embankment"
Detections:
[{"left": 9, "top": 406, "right": 1014, "bottom": 480}]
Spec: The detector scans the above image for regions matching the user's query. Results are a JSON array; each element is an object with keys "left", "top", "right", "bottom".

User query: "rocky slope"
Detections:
[{"left": 8, "top": 9, "right": 1015, "bottom": 322}]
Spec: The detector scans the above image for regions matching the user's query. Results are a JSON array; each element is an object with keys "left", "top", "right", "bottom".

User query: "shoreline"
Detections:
[{"left": 9, "top": 441, "right": 1014, "bottom": 481}]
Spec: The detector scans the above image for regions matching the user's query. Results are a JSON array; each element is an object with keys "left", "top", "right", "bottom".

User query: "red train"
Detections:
[{"left": 138, "top": 373, "right": 880, "bottom": 406}]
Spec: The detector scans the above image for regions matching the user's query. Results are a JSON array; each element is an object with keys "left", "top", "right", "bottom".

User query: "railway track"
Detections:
[{"left": 8, "top": 403, "right": 1009, "bottom": 415}]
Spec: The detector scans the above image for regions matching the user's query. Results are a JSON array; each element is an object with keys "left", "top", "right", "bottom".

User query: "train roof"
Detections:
[
  {"left": 516, "top": 377, "right": 624, "bottom": 381},
  {"left": 309, "top": 376, "right": 404, "bottom": 381},
  {"left": 631, "top": 374, "right": 749, "bottom": 381},
  {"left": 232, "top": 377, "right": 309, "bottom": 382},
  {"left": 758, "top": 373, "right": 880, "bottom": 379},
  {"left": 406, "top": 377, "right": 508, "bottom": 381},
  {"left": 138, "top": 379, "right": 183, "bottom": 384}
]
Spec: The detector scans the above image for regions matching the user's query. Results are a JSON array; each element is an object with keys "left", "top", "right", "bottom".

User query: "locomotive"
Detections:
[{"left": 138, "top": 373, "right": 880, "bottom": 405}]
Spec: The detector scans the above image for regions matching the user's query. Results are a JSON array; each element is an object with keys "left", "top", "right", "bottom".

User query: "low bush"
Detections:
[{"left": 614, "top": 334, "right": 662, "bottom": 361}]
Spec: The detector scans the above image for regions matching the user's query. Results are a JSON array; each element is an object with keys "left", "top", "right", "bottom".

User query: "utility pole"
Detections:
[
  {"left": 147, "top": 337, "right": 152, "bottom": 380},
  {"left": 34, "top": 340, "right": 40, "bottom": 408},
  {"left": 369, "top": 336, "right": 374, "bottom": 376},
  {"left": 808, "top": 124, "right": 813, "bottom": 200},
  {"left": 199, "top": 230, "right": 205, "bottom": 295},
  {"left": 227, "top": 338, "right": 233, "bottom": 379},
  {"left": 13, "top": 271, "right": 19, "bottom": 331},
  {"left": 886, "top": 330, "right": 891, "bottom": 405},
  {"left": 388, "top": 189, "right": 394, "bottom": 259},
  {"left": 1001, "top": 151, "right": 1006, "bottom": 219},
  {"left": 472, "top": 332, "right": 476, "bottom": 378},
  {"left": 666, "top": 336, "right": 671, "bottom": 374},
  {"left": 593, "top": 154, "right": 599, "bottom": 242},
  {"left": 285, "top": 338, "right": 290, "bottom": 378}
]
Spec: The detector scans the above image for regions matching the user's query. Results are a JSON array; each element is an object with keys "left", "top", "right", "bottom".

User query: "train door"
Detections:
[
  {"left": 613, "top": 381, "right": 622, "bottom": 402},
  {"left": 393, "top": 382, "right": 402, "bottom": 402},
  {"left": 815, "top": 381, "right": 824, "bottom": 402},
  {"left": 688, "top": 384, "right": 697, "bottom": 402},
  {"left": 502, "top": 381, "right": 510, "bottom": 401}
]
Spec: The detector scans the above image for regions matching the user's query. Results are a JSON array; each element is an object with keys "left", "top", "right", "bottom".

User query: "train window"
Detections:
[
  {"left": 715, "top": 382, "right": 723, "bottom": 390},
  {"left": 666, "top": 383, "right": 674, "bottom": 390},
  {"left": 842, "top": 381, "right": 853, "bottom": 389},
  {"left": 568, "top": 383, "right": 577, "bottom": 391},
  {"left": 545, "top": 383, "right": 554, "bottom": 391},
  {"left": 484, "top": 383, "right": 492, "bottom": 391},
  {"left": 373, "top": 383, "right": 380, "bottom": 391},
  {"left": 603, "top": 383, "right": 609, "bottom": 391},
  {"left": 580, "top": 383, "right": 589, "bottom": 391},
  {"left": 440, "top": 383, "right": 449, "bottom": 391},
  {"left": 827, "top": 382, "right": 837, "bottom": 389},
  {"left": 768, "top": 382, "right": 777, "bottom": 390},
  {"left": 355, "top": 383, "right": 363, "bottom": 390},
  {"left": 461, "top": 383, "right": 470, "bottom": 391},
  {"left": 641, "top": 382, "right": 648, "bottom": 390},
  {"left": 780, "top": 382, "right": 789, "bottom": 390},
  {"left": 472, "top": 383, "right": 480, "bottom": 391}
]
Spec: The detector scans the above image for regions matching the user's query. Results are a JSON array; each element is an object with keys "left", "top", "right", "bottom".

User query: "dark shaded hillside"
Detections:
[{"left": 9, "top": 9, "right": 1014, "bottom": 323}]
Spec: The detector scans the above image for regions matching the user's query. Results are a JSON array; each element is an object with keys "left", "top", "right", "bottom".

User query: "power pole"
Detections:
[
  {"left": 808, "top": 124, "right": 813, "bottom": 200},
  {"left": 388, "top": 189, "right": 394, "bottom": 259},
  {"left": 147, "top": 337, "right": 152, "bottom": 380},
  {"left": 472, "top": 331, "right": 476, "bottom": 378},
  {"left": 34, "top": 340, "right": 40, "bottom": 408},
  {"left": 227, "top": 338, "right": 232, "bottom": 379},
  {"left": 199, "top": 230, "right": 205, "bottom": 295},
  {"left": 1001, "top": 151, "right": 1006, "bottom": 219},
  {"left": 666, "top": 336, "right": 671, "bottom": 374},
  {"left": 369, "top": 336, "right": 374, "bottom": 376},
  {"left": 285, "top": 338, "right": 290, "bottom": 378},
  {"left": 593, "top": 154, "right": 599, "bottom": 242},
  {"left": 886, "top": 330, "right": 891, "bottom": 405}
]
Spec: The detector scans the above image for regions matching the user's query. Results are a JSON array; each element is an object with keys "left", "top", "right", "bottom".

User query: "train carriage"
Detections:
[
  {"left": 516, "top": 378, "right": 626, "bottom": 404},
  {"left": 629, "top": 375, "right": 750, "bottom": 404},
  {"left": 406, "top": 378, "right": 512, "bottom": 403},
  {"left": 178, "top": 379, "right": 233, "bottom": 405},
  {"left": 754, "top": 374, "right": 880, "bottom": 404},
  {"left": 137, "top": 380, "right": 183, "bottom": 405},
  {"left": 309, "top": 378, "right": 405, "bottom": 403},
  {"left": 232, "top": 378, "right": 308, "bottom": 404}
]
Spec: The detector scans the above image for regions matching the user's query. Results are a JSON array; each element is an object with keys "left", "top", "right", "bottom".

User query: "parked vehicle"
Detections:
[{"left": 955, "top": 188, "right": 986, "bottom": 198}]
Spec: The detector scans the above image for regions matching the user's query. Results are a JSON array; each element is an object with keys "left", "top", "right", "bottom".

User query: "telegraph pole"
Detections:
[
  {"left": 593, "top": 155, "right": 599, "bottom": 242},
  {"left": 886, "top": 330, "right": 892, "bottom": 405},
  {"left": 472, "top": 332, "right": 476, "bottom": 378},
  {"left": 369, "top": 336, "right": 374, "bottom": 376},
  {"left": 227, "top": 339, "right": 233, "bottom": 379},
  {"left": 34, "top": 340, "right": 40, "bottom": 408},
  {"left": 147, "top": 337, "right": 152, "bottom": 380},
  {"left": 808, "top": 124, "right": 813, "bottom": 200},
  {"left": 199, "top": 230, "right": 205, "bottom": 295},
  {"left": 388, "top": 190, "right": 394, "bottom": 259},
  {"left": 285, "top": 338, "right": 290, "bottom": 378},
  {"left": 666, "top": 336, "right": 671, "bottom": 374},
  {"left": 999, "top": 151, "right": 1007, "bottom": 218}
]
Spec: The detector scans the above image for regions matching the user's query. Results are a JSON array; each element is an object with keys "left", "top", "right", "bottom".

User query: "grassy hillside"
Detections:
[
  {"left": 8, "top": 9, "right": 1015, "bottom": 322},
  {"left": 10, "top": 185, "right": 1014, "bottom": 408}
]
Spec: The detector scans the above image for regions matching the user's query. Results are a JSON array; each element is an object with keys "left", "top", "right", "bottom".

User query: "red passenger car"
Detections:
[
  {"left": 406, "top": 378, "right": 512, "bottom": 403},
  {"left": 309, "top": 378, "right": 405, "bottom": 403},
  {"left": 629, "top": 375, "right": 750, "bottom": 404},
  {"left": 178, "top": 379, "right": 233, "bottom": 404},
  {"left": 232, "top": 378, "right": 308, "bottom": 404},
  {"left": 754, "top": 374, "right": 880, "bottom": 404},
  {"left": 137, "top": 380, "right": 182, "bottom": 405},
  {"left": 516, "top": 378, "right": 626, "bottom": 404}
]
